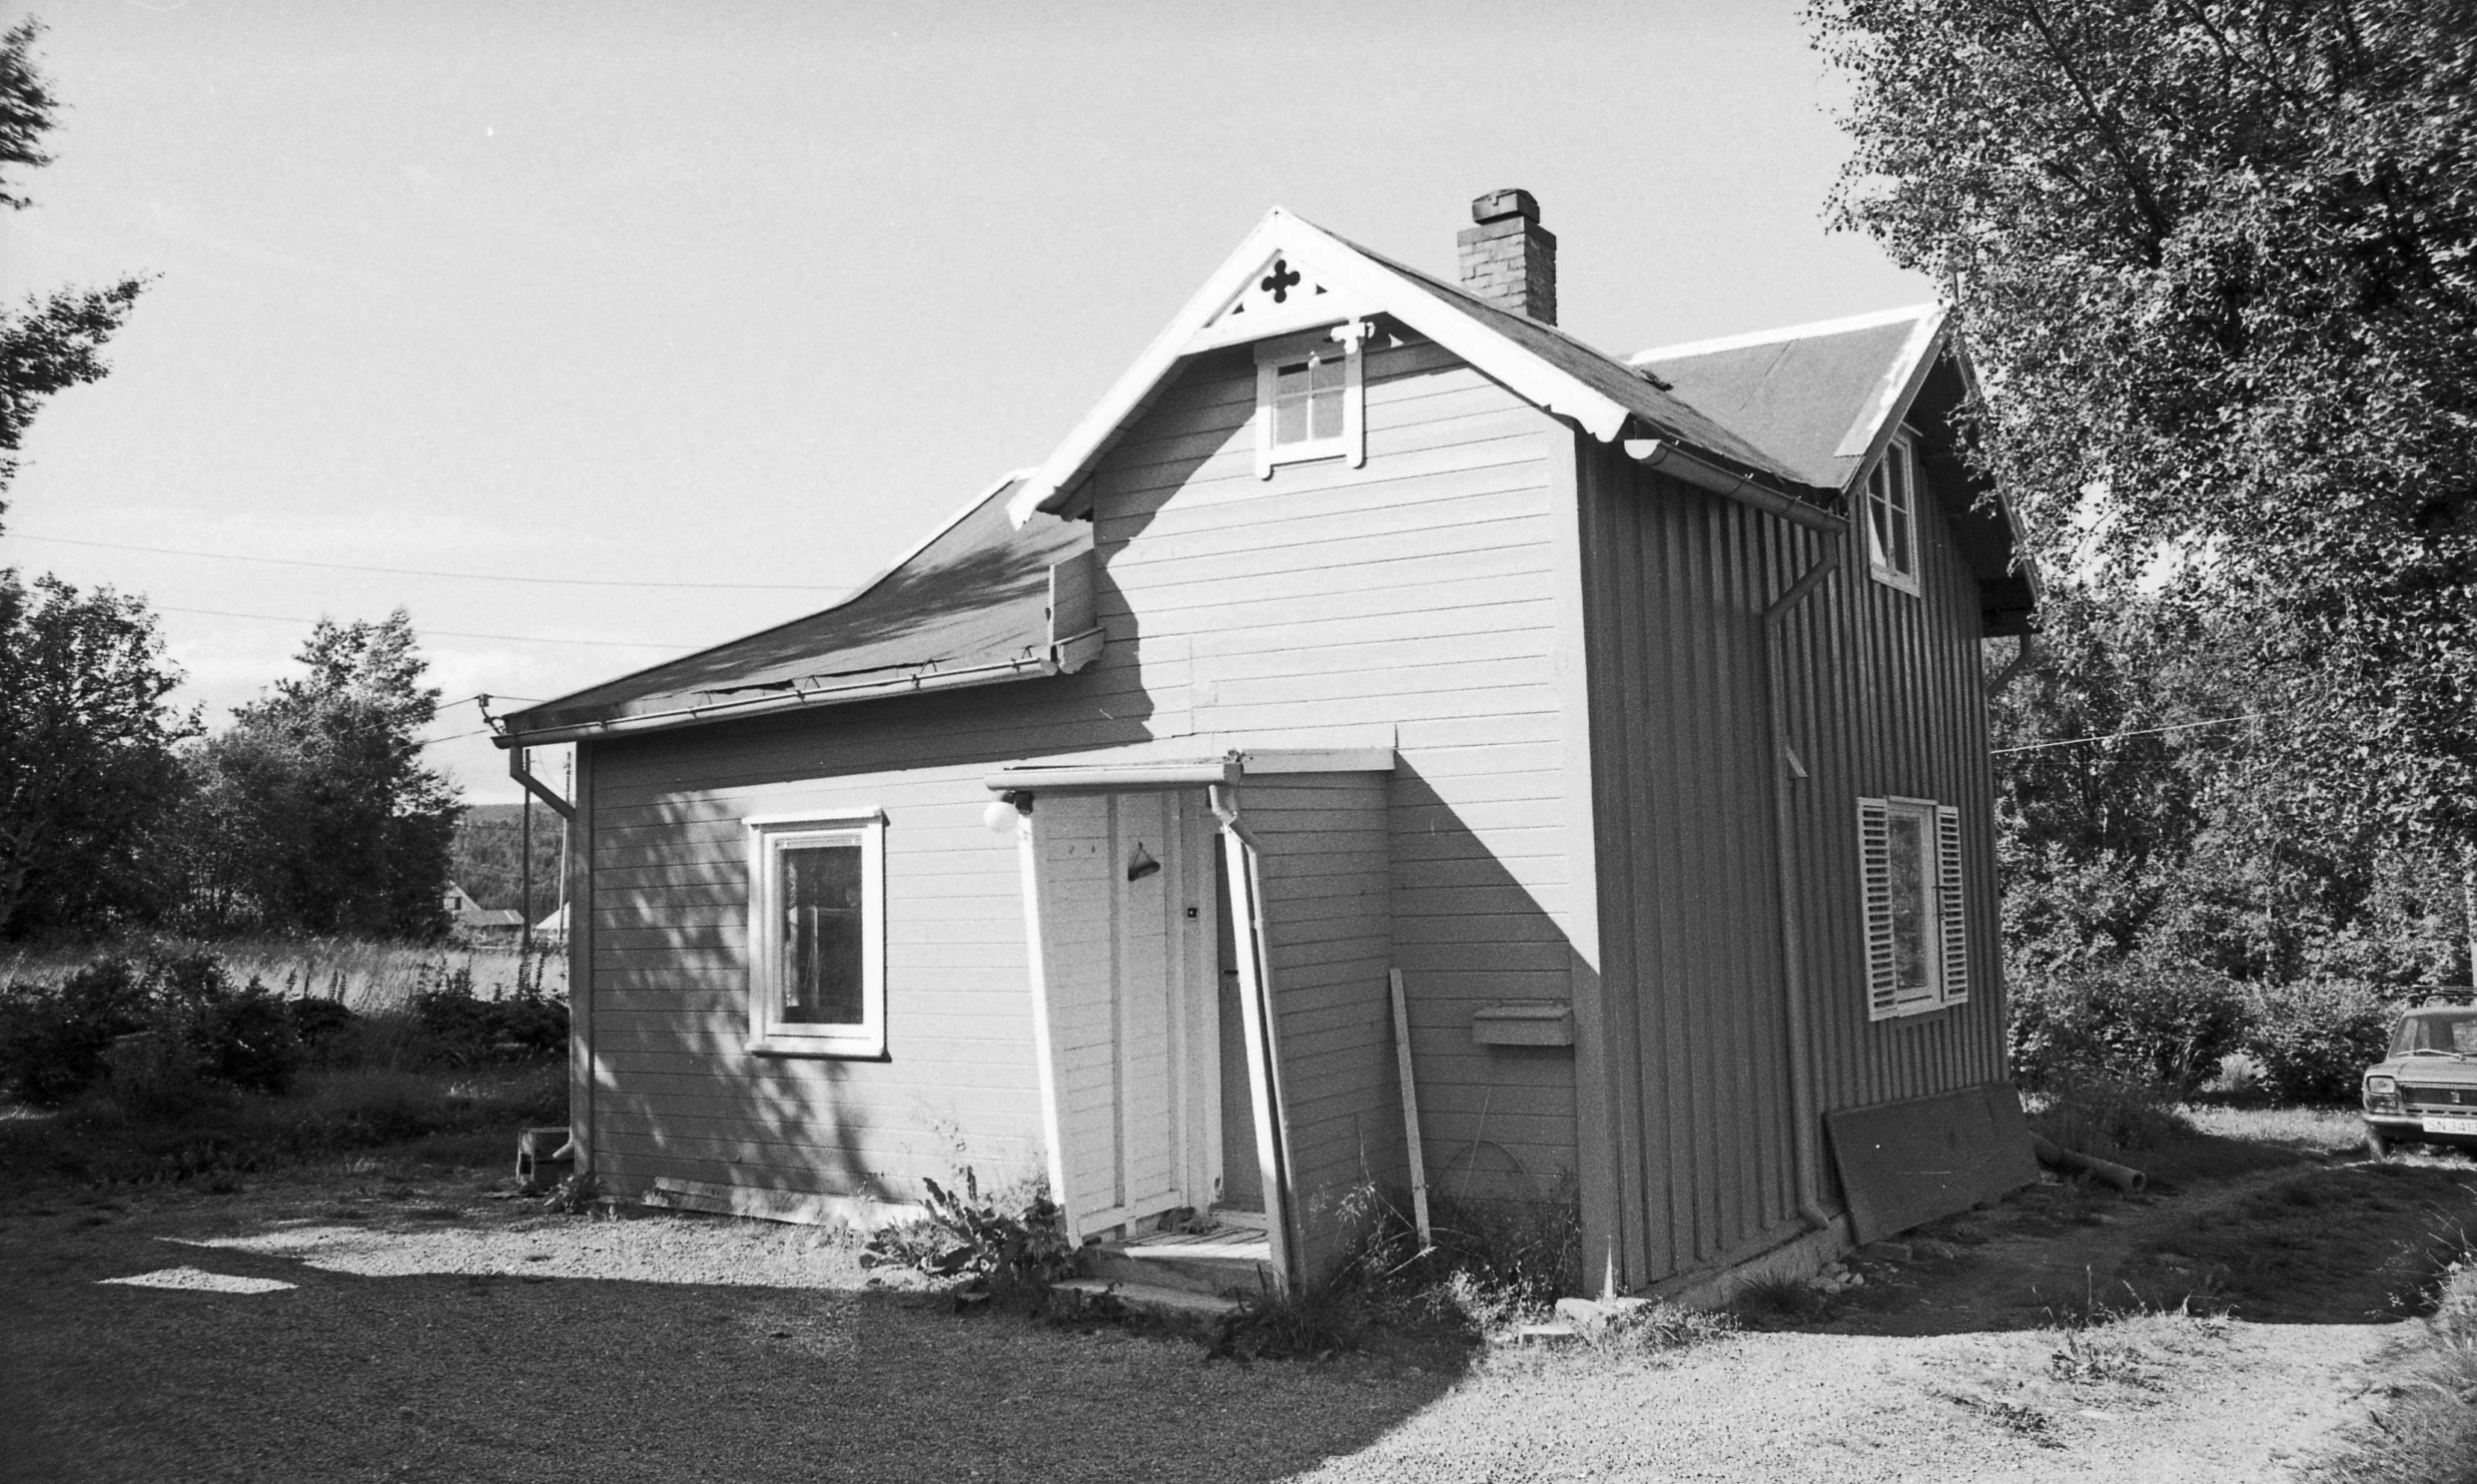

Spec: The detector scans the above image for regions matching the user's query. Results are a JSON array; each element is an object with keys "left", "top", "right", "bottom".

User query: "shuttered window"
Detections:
[
  {"left": 745, "top": 809, "right": 887, "bottom": 1058},
  {"left": 1859, "top": 795, "right": 1967, "bottom": 1021}
]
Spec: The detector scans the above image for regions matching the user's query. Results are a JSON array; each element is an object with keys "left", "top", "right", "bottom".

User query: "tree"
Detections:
[
  {"left": 1811, "top": 0, "right": 2477, "bottom": 860},
  {"left": 0, "top": 570, "right": 195, "bottom": 937},
  {"left": 181, "top": 612, "right": 459, "bottom": 939},
  {"left": 0, "top": 16, "right": 146, "bottom": 502}
]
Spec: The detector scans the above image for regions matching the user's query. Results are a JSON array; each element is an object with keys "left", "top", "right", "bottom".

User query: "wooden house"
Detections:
[
  {"left": 494, "top": 191, "right": 2040, "bottom": 1297},
  {"left": 442, "top": 882, "right": 523, "bottom": 943}
]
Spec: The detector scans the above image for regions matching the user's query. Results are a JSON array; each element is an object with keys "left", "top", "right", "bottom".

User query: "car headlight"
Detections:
[{"left": 2367, "top": 1076, "right": 2398, "bottom": 1096}]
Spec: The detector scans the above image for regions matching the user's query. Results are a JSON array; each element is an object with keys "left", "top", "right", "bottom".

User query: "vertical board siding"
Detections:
[
  {"left": 580, "top": 334, "right": 1591, "bottom": 1243},
  {"left": 1577, "top": 439, "right": 2007, "bottom": 1289}
]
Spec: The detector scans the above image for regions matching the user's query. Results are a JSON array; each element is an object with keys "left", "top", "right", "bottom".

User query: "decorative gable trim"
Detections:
[
  {"left": 1188, "top": 253, "right": 1378, "bottom": 354},
  {"left": 1006, "top": 208, "right": 1634, "bottom": 526}
]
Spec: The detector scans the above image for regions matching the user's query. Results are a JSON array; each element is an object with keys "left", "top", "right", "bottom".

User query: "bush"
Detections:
[
  {"left": 408, "top": 967, "right": 567, "bottom": 1065},
  {"left": 2242, "top": 979, "right": 2393, "bottom": 1105},
  {"left": 862, "top": 1169, "right": 1075, "bottom": 1308},
  {"left": 0, "top": 952, "right": 308, "bottom": 1104},
  {"left": 2030, "top": 1078, "right": 2193, "bottom": 1156},
  {"left": 283, "top": 997, "right": 356, "bottom": 1046},
  {"left": 2009, "top": 958, "right": 2248, "bottom": 1096},
  {"left": 0, "top": 958, "right": 151, "bottom": 1105}
]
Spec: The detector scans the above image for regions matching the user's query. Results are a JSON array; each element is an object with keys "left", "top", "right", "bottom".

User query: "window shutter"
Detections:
[
  {"left": 1858, "top": 797, "right": 1898, "bottom": 1020},
  {"left": 1936, "top": 803, "right": 1969, "bottom": 1006}
]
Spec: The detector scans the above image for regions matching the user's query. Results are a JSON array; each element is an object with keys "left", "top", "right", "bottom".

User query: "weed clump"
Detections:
[{"left": 862, "top": 1170, "right": 1076, "bottom": 1310}]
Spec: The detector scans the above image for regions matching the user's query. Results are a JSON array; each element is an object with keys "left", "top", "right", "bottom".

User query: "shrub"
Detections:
[
  {"left": 2030, "top": 1078, "right": 2192, "bottom": 1156},
  {"left": 2242, "top": 979, "right": 2394, "bottom": 1106},
  {"left": 0, "top": 952, "right": 306, "bottom": 1104},
  {"left": 862, "top": 1170, "right": 1075, "bottom": 1307},
  {"left": 2009, "top": 958, "right": 2247, "bottom": 1096},
  {"left": 0, "top": 957, "right": 151, "bottom": 1105},
  {"left": 1209, "top": 1278, "right": 1369, "bottom": 1362},
  {"left": 408, "top": 968, "right": 567, "bottom": 1065},
  {"left": 283, "top": 997, "right": 356, "bottom": 1046}
]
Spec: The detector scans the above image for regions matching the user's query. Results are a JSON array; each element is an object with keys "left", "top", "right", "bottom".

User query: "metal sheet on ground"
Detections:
[{"left": 1825, "top": 1083, "right": 2039, "bottom": 1244}]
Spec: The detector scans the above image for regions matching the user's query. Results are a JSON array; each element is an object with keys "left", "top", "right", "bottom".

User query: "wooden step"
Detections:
[
  {"left": 1055, "top": 1277, "right": 1240, "bottom": 1321},
  {"left": 1078, "top": 1245, "right": 1273, "bottom": 1300}
]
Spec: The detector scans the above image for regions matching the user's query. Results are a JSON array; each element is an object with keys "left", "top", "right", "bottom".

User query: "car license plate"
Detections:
[{"left": 2423, "top": 1115, "right": 2477, "bottom": 1135}]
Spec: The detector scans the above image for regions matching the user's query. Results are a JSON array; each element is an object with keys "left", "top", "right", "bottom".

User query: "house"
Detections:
[
  {"left": 442, "top": 882, "right": 523, "bottom": 942},
  {"left": 493, "top": 191, "right": 2040, "bottom": 1298}
]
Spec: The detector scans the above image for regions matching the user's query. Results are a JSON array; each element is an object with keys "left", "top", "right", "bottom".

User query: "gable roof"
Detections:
[
  {"left": 497, "top": 213, "right": 2036, "bottom": 745},
  {"left": 1629, "top": 306, "right": 1946, "bottom": 493},
  {"left": 495, "top": 473, "right": 1091, "bottom": 744},
  {"left": 1007, "top": 207, "right": 1825, "bottom": 526}
]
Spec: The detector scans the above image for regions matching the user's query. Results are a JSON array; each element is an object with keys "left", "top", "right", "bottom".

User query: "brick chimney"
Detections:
[{"left": 1456, "top": 189, "right": 1557, "bottom": 325}]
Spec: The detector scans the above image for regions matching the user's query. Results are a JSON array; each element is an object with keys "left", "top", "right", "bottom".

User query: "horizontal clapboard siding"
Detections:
[
  {"left": 1245, "top": 773, "right": 1392, "bottom": 1273},
  {"left": 583, "top": 758, "right": 1052, "bottom": 1206},
  {"left": 1091, "top": 341, "right": 1584, "bottom": 1208},
  {"left": 579, "top": 333, "right": 1590, "bottom": 1251}
]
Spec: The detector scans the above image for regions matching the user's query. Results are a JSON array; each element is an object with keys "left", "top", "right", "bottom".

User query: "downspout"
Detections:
[
  {"left": 1763, "top": 542, "right": 1843, "bottom": 1232},
  {"left": 1209, "top": 780, "right": 1297, "bottom": 1292}
]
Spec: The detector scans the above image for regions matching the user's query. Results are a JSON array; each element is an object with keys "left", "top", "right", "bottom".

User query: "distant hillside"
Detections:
[{"left": 451, "top": 803, "right": 567, "bottom": 916}]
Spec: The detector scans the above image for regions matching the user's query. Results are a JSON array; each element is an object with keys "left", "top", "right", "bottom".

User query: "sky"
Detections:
[{"left": 2, "top": 0, "right": 1927, "bottom": 803}]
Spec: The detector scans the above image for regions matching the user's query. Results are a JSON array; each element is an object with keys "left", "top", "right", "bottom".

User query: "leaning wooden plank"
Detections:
[{"left": 1390, "top": 968, "right": 1433, "bottom": 1247}]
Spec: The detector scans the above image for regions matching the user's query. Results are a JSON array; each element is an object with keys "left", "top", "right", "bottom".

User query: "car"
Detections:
[{"left": 2362, "top": 995, "right": 2477, "bottom": 1158}]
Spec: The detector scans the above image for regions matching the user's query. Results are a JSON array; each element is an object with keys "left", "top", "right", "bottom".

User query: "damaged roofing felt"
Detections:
[
  {"left": 1341, "top": 239, "right": 1818, "bottom": 490},
  {"left": 499, "top": 477, "right": 1086, "bottom": 739},
  {"left": 1631, "top": 311, "right": 1938, "bottom": 492}
]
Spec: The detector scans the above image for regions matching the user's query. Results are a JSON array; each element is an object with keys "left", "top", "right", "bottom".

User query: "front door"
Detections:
[{"left": 1036, "top": 790, "right": 1218, "bottom": 1238}]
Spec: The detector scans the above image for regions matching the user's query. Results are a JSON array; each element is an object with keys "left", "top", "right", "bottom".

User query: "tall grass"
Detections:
[{"left": 0, "top": 936, "right": 564, "bottom": 1010}]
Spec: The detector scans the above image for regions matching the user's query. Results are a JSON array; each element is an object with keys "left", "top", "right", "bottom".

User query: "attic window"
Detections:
[
  {"left": 1864, "top": 432, "right": 1921, "bottom": 595},
  {"left": 1255, "top": 324, "right": 1366, "bottom": 477}
]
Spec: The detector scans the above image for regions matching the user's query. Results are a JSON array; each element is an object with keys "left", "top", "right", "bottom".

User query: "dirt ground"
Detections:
[{"left": 5, "top": 1126, "right": 2472, "bottom": 1483}]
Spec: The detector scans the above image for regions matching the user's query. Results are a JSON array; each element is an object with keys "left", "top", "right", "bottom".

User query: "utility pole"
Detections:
[{"left": 519, "top": 773, "right": 534, "bottom": 960}]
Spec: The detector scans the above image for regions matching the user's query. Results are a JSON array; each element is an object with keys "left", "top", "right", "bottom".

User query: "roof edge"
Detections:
[
  {"left": 494, "top": 468, "right": 1036, "bottom": 741},
  {"left": 1007, "top": 208, "right": 1651, "bottom": 524},
  {"left": 1626, "top": 303, "right": 1938, "bottom": 367},
  {"left": 493, "top": 651, "right": 1058, "bottom": 748}
]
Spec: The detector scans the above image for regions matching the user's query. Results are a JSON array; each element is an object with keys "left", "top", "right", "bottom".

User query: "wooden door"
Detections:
[{"left": 1036, "top": 790, "right": 1211, "bottom": 1237}]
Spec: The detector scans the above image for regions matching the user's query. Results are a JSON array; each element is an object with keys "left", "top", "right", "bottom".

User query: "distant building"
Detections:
[{"left": 443, "top": 882, "right": 523, "bottom": 942}]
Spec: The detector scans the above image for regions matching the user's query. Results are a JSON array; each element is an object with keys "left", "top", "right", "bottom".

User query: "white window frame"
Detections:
[
  {"left": 1254, "top": 322, "right": 1367, "bottom": 477},
  {"left": 1863, "top": 430, "right": 1922, "bottom": 596},
  {"left": 745, "top": 808, "right": 887, "bottom": 1058},
  {"left": 1858, "top": 794, "right": 1970, "bottom": 1021}
]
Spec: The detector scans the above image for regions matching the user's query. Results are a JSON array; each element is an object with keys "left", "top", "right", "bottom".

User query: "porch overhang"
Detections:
[{"left": 982, "top": 730, "right": 1398, "bottom": 796}]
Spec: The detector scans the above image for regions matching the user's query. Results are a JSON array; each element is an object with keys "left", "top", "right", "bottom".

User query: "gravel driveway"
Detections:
[{"left": 0, "top": 1150, "right": 2441, "bottom": 1482}]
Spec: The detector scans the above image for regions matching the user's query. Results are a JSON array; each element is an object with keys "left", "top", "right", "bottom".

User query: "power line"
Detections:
[
  {"left": 157, "top": 604, "right": 693, "bottom": 650},
  {"left": 1991, "top": 712, "right": 2274, "bottom": 756},
  {"left": 4, "top": 531, "right": 850, "bottom": 593}
]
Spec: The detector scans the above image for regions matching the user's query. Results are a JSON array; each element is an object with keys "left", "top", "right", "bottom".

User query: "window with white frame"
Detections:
[
  {"left": 1857, "top": 795, "right": 1969, "bottom": 1020},
  {"left": 745, "top": 809, "right": 886, "bottom": 1057},
  {"left": 1254, "top": 323, "right": 1366, "bottom": 476},
  {"left": 1864, "top": 432, "right": 1922, "bottom": 595}
]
